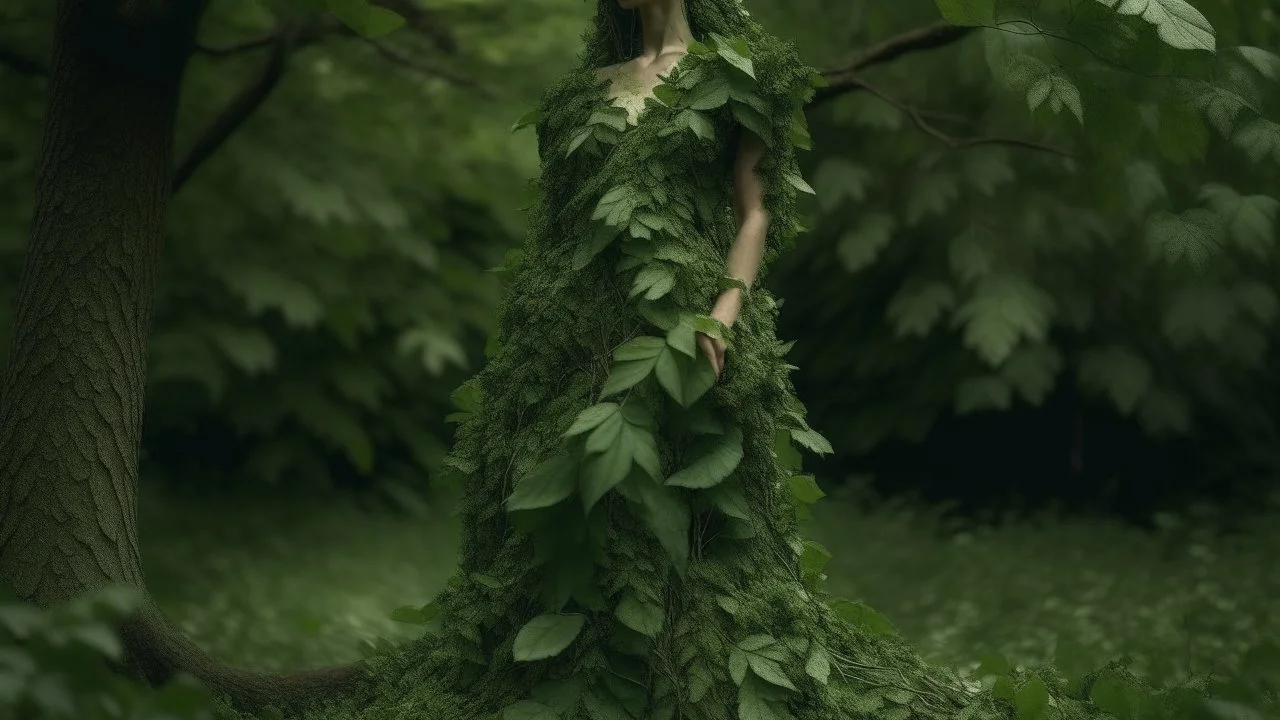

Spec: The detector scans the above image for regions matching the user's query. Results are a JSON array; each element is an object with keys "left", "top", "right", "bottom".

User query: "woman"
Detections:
[{"left": 350, "top": 2, "right": 978, "bottom": 719}]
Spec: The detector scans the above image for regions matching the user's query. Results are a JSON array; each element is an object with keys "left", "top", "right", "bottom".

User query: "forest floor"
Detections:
[{"left": 139, "top": 482, "right": 1277, "bottom": 687}]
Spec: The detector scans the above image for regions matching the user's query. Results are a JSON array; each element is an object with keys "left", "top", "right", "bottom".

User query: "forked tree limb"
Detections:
[
  {"left": 813, "top": 23, "right": 975, "bottom": 107},
  {"left": 812, "top": 22, "right": 1068, "bottom": 157},
  {"left": 847, "top": 75, "right": 1071, "bottom": 157},
  {"left": 173, "top": 28, "right": 297, "bottom": 193}
]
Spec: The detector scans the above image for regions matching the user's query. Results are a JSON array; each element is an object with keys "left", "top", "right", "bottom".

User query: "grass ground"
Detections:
[{"left": 139, "top": 483, "right": 1277, "bottom": 687}]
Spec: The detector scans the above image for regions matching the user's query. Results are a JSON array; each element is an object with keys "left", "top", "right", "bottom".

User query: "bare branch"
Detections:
[
  {"left": 366, "top": 39, "right": 491, "bottom": 96},
  {"left": 196, "top": 1, "right": 457, "bottom": 58},
  {"left": 850, "top": 75, "right": 1071, "bottom": 157},
  {"left": 173, "top": 29, "right": 296, "bottom": 193},
  {"left": 0, "top": 44, "right": 47, "bottom": 76},
  {"left": 813, "top": 23, "right": 975, "bottom": 107}
]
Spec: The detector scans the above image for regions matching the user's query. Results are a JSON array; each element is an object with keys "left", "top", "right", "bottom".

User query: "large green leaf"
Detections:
[
  {"left": 508, "top": 452, "right": 580, "bottom": 511},
  {"left": 513, "top": 613, "right": 587, "bottom": 661},
  {"left": 953, "top": 276, "right": 1055, "bottom": 366},
  {"left": 1094, "top": 0, "right": 1215, "bottom": 52},
  {"left": 666, "top": 427, "right": 744, "bottom": 488}
]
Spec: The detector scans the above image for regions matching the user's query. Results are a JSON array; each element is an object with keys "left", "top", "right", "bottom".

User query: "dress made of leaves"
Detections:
[{"left": 292, "top": 3, "right": 1173, "bottom": 720}]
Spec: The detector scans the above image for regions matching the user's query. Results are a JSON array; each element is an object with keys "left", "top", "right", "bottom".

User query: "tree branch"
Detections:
[
  {"left": 196, "top": 1, "right": 456, "bottom": 58},
  {"left": 813, "top": 23, "right": 975, "bottom": 107},
  {"left": 120, "top": 598, "right": 367, "bottom": 713},
  {"left": 173, "top": 29, "right": 296, "bottom": 193},
  {"left": 846, "top": 75, "right": 1071, "bottom": 158},
  {"left": 0, "top": 43, "right": 47, "bottom": 76},
  {"left": 366, "top": 38, "right": 491, "bottom": 96}
]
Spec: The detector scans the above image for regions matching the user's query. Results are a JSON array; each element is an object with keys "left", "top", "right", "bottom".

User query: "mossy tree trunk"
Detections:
[{"left": 0, "top": 0, "right": 363, "bottom": 710}]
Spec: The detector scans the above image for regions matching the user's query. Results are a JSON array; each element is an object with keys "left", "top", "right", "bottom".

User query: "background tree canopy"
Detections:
[{"left": 0, "top": 0, "right": 1276, "bottom": 514}]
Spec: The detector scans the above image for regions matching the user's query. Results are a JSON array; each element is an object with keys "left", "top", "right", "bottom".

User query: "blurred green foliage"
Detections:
[
  {"left": 0, "top": 585, "right": 216, "bottom": 718},
  {"left": 1, "top": 0, "right": 1278, "bottom": 500}
]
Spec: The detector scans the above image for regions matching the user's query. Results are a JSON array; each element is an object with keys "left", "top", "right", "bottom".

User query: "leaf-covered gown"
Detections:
[{"left": 352, "top": 37, "right": 996, "bottom": 720}]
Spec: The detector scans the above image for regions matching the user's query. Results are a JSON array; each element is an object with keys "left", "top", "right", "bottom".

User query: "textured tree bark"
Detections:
[
  {"left": 0, "top": 0, "right": 365, "bottom": 711},
  {"left": 0, "top": 0, "right": 206, "bottom": 609}
]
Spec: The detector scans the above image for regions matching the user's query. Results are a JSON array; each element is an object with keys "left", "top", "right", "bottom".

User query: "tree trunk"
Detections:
[
  {"left": 0, "top": 0, "right": 205, "bottom": 608},
  {"left": 0, "top": 1, "right": 364, "bottom": 711}
]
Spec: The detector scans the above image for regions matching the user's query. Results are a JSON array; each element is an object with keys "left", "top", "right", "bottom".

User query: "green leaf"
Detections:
[
  {"left": 1026, "top": 74, "right": 1083, "bottom": 123},
  {"left": 666, "top": 427, "right": 744, "bottom": 488},
  {"left": 828, "top": 598, "right": 898, "bottom": 636},
  {"left": 805, "top": 646, "right": 831, "bottom": 685},
  {"left": 785, "top": 171, "right": 815, "bottom": 195},
  {"left": 1077, "top": 346, "right": 1153, "bottom": 415},
  {"left": 615, "top": 591, "right": 664, "bottom": 637},
  {"left": 715, "top": 34, "right": 756, "bottom": 78},
  {"left": 666, "top": 319, "right": 698, "bottom": 358},
  {"left": 582, "top": 417, "right": 659, "bottom": 512},
  {"left": 513, "top": 613, "right": 586, "bottom": 661},
  {"left": 686, "top": 74, "right": 731, "bottom": 110},
  {"left": 887, "top": 281, "right": 956, "bottom": 337},
  {"left": 588, "top": 109, "right": 629, "bottom": 133},
  {"left": 949, "top": 229, "right": 994, "bottom": 283},
  {"left": 906, "top": 173, "right": 960, "bottom": 226},
  {"left": 615, "top": 335, "right": 667, "bottom": 361},
  {"left": 566, "top": 403, "right": 620, "bottom": 438},
  {"left": 787, "top": 474, "right": 825, "bottom": 504},
  {"left": 837, "top": 213, "right": 895, "bottom": 272},
  {"left": 1238, "top": 46, "right": 1280, "bottom": 81},
  {"left": 601, "top": 359, "right": 659, "bottom": 398},
  {"left": 1162, "top": 285, "right": 1235, "bottom": 346},
  {"left": 737, "top": 676, "right": 789, "bottom": 720},
  {"left": 208, "top": 324, "right": 277, "bottom": 375},
  {"left": 934, "top": 0, "right": 995, "bottom": 25},
  {"left": 629, "top": 473, "right": 690, "bottom": 576},
  {"left": 1145, "top": 208, "right": 1223, "bottom": 269},
  {"left": 389, "top": 605, "right": 428, "bottom": 625},
  {"left": 800, "top": 540, "right": 832, "bottom": 578},
  {"left": 1001, "top": 343, "right": 1063, "bottom": 405},
  {"left": 680, "top": 110, "right": 716, "bottom": 141},
  {"left": 511, "top": 109, "right": 544, "bottom": 133},
  {"left": 1198, "top": 184, "right": 1278, "bottom": 258},
  {"left": 1015, "top": 677, "right": 1050, "bottom": 720},
  {"left": 503, "top": 701, "right": 559, "bottom": 720},
  {"left": 746, "top": 653, "right": 796, "bottom": 691},
  {"left": 630, "top": 263, "right": 677, "bottom": 301},
  {"left": 953, "top": 275, "right": 1055, "bottom": 366},
  {"left": 731, "top": 103, "right": 773, "bottom": 146},
  {"left": 956, "top": 375, "right": 1014, "bottom": 414},
  {"left": 326, "top": 0, "right": 406, "bottom": 38},
  {"left": 1233, "top": 118, "right": 1280, "bottom": 163},
  {"left": 508, "top": 452, "right": 580, "bottom": 511},
  {"left": 814, "top": 159, "right": 873, "bottom": 212},
  {"left": 654, "top": 347, "right": 718, "bottom": 408},
  {"left": 708, "top": 482, "right": 751, "bottom": 520},
  {"left": 1094, "top": 0, "right": 1215, "bottom": 52}
]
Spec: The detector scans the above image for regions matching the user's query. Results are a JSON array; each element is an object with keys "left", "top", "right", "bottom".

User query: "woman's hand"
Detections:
[
  {"left": 696, "top": 331, "right": 726, "bottom": 379},
  {"left": 698, "top": 295, "right": 740, "bottom": 379}
]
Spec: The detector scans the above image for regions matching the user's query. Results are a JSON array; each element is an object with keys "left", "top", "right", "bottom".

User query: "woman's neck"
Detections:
[{"left": 635, "top": 1, "right": 693, "bottom": 60}]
